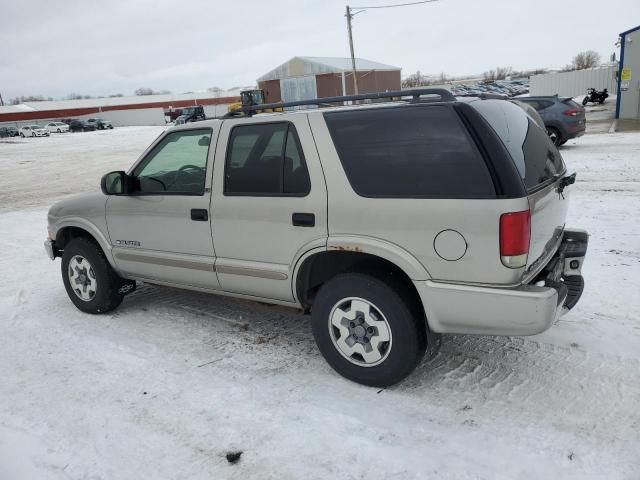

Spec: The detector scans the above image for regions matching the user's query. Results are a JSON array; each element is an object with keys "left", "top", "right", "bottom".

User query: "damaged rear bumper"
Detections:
[{"left": 415, "top": 228, "right": 588, "bottom": 336}]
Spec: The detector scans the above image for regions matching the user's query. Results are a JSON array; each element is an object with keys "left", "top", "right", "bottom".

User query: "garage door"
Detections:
[{"left": 280, "top": 76, "right": 318, "bottom": 110}]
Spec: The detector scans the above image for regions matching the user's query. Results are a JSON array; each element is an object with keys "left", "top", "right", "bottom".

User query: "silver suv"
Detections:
[{"left": 45, "top": 89, "right": 588, "bottom": 386}]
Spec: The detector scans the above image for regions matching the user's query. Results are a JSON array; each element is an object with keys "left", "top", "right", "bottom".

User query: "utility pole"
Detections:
[
  {"left": 0, "top": 91, "right": 4, "bottom": 107},
  {"left": 344, "top": 1, "right": 440, "bottom": 96},
  {"left": 345, "top": 5, "right": 359, "bottom": 95}
]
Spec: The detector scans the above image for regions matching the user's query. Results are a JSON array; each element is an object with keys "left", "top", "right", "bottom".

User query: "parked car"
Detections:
[
  {"left": 86, "top": 118, "right": 114, "bottom": 130},
  {"left": 0, "top": 126, "right": 19, "bottom": 138},
  {"left": 44, "top": 121, "right": 70, "bottom": 133},
  {"left": 20, "top": 125, "right": 50, "bottom": 137},
  {"left": 69, "top": 119, "right": 97, "bottom": 132},
  {"left": 517, "top": 96, "right": 586, "bottom": 146},
  {"left": 44, "top": 88, "right": 587, "bottom": 387}
]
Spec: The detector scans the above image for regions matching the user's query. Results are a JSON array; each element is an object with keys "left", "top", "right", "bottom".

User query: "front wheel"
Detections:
[
  {"left": 311, "top": 273, "right": 428, "bottom": 387},
  {"left": 20, "top": 133, "right": 24, "bottom": 137},
  {"left": 61, "top": 237, "right": 127, "bottom": 314},
  {"left": 582, "top": 97, "right": 589, "bottom": 106}
]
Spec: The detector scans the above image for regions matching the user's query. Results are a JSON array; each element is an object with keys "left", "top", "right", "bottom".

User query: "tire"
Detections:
[
  {"left": 32, "top": 132, "right": 36, "bottom": 137},
  {"left": 20, "top": 133, "right": 24, "bottom": 137},
  {"left": 311, "top": 272, "right": 427, "bottom": 387},
  {"left": 57, "top": 128, "right": 61, "bottom": 133},
  {"left": 582, "top": 97, "right": 589, "bottom": 106},
  {"left": 61, "top": 237, "right": 125, "bottom": 314},
  {"left": 546, "top": 127, "right": 562, "bottom": 146}
]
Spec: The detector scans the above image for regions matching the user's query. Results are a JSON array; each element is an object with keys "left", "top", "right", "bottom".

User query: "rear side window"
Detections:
[
  {"left": 323, "top": 106, "right": 495, "bottom": 198},
  {"left": 224, "top": 122, "right": 310, "bottom": 196},
  {"left": 470, "top": 100, "right": 565, "bottom": 191}
]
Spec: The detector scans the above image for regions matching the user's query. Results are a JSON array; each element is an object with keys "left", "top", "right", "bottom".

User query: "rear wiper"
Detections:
[{"left": 557, "top": 172, "right": 576, "bottom": 198}]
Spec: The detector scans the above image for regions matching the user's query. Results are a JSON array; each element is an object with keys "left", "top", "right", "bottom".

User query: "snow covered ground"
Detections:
[{"left": 0, "top": 128, "right": 639, "bottom": 479}]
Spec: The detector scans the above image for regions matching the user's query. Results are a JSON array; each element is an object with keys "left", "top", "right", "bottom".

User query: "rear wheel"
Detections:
[
  {"left": 61, "top": 238, "right": 126, "bottom": 314},
  {"left": 546, "top": 127, "right": 562, "bottom": 146},
  {"left": 311, "top": 273, "right": 428, "bottom": 387}
]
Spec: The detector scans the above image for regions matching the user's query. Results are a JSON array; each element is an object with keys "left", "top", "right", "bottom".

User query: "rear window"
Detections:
[
  {"left": 470, "top": 100, "right": 565, "bottom": 191},
  {"left": 323, "top": 105, "right": 495, "bottom": 198}
]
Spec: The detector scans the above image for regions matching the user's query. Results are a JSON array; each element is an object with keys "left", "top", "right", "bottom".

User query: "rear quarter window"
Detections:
[
  {"left": 470, "top": 100, "right": 565, "bottom": 191},
  {"left": 323, "top": 105, "right": 495, "bottom": 198}
]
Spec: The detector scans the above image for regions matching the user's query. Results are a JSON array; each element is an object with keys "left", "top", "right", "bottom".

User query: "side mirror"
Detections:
[{"left": 101, "top": 171, "right": 132, "bottom": 195}]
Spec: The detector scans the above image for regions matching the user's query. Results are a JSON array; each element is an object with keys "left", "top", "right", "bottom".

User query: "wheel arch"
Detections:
[
  {"left": 55, "top": 220, "right": 116, "bottom": 269},
  {"left": 293, "top": 246, "right": 429, "bottom": 321}
]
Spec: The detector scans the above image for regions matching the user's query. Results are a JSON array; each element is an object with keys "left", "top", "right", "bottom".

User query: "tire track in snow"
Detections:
[{"left": 118, "top": 283, "right": 640, "bottom": 449}]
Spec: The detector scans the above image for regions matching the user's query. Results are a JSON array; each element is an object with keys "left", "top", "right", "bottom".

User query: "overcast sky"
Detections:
[{"left": 1, "top": 0, "right": 638, "bottom": 100}]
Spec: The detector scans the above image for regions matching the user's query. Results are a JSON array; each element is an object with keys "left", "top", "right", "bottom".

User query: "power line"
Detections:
[
  {"left": 351, "top": 0, "right": 439, "bottom": 10},
  {"left": 345, "top": 0, "right": 440, "bottom": 95}
]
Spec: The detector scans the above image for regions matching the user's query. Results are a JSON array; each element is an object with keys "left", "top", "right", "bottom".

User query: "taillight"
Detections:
[
  {"left": 562, "top": 108, "right": 579, "bottom": 117},
  {"left": 500, "top": 210, "right": 530, "bottom": 268}
]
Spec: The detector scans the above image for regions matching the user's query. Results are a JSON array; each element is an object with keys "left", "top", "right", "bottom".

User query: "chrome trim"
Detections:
[
  {"left": 215, "top": 265, "right": 288, "bottom": 280},
  {"left": 115, "top": 252, "right": 214, "bottom": 272}
]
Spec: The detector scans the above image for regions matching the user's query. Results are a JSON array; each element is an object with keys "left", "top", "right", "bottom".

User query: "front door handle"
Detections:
[
  {"left": 292, "top": 212, "right": 315, "bottom": 227},
  {"left": 191, "top": 209, "right": 208, "bottom": 221}
]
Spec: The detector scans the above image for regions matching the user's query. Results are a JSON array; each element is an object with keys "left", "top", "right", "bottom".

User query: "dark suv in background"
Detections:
[
  {"left": 0, "top": 126, "right": 19, "bottom": 138},
  {"left": 69, "top": 119, "right": 97, "bottom": 132},
  {"left": 87, "top": 118, "right": 114, "bottom": 130},
  {"left": 518, "top": 96, "right": 585, "bottom": 146}
]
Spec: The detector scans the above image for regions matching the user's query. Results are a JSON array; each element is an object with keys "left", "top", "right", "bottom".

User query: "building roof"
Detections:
[
  {"left": 258, "top": 56, "right": 400, "bottom": 82},
  {"left": 0, "top": 89, "right": 245, "bottom": 115},
  {"left": 620, "top": 25, "right": 640, "bottom": 36}
]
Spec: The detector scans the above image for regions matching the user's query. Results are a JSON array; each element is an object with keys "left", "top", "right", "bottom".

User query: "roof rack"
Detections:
[{"left": 223, "top": 88, "right": 455, "bottom": 118}]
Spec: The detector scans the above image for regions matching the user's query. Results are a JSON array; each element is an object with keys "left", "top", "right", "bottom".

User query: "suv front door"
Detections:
[
  {"left": 211, "top": 116, "right": 328, "bottom": 302},
  {"left": 106, "top": 126, "right": 220, "bottom": 289}
]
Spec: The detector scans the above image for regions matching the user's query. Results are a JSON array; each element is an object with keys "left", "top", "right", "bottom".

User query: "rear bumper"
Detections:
[{"left": 416, "top": 228, "right": 588, "bottom": 336}]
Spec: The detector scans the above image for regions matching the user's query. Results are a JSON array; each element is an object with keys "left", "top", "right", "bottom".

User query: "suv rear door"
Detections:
[{"left": 210, "top": 114, "right": 328, "bottom": 302}]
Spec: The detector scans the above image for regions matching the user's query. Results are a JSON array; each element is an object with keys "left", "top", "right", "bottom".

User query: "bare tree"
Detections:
[
  {"left": 572, "top": 50, "right": 600, "bottom": 70},
  {"left": 10, "top": 95, "right": 50, "bottom": 104},
  {"left": 207, "top": 86, "right": 224, "bottom": 96},
  {"left": 135, "top": 87, "right": 155, "bottom": 96},
  {"left": 483, "top": 69, "right": 496, "bottom": 81},
  {"left": 484, "top": 66, "right": 512, "bottom": 81}
]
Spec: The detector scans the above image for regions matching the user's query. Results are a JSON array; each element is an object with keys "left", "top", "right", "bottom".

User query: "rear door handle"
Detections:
[
  {"left": 191, "top": 209, "right": 208, "bottom": 221},
  {"left": 292, "top": 212, "right": 315, "bottom": 227}
]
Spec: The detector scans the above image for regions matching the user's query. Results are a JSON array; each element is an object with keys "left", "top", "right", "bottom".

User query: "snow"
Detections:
[{"left": 1, "top": 128, "right": 639, "bottom": 479}]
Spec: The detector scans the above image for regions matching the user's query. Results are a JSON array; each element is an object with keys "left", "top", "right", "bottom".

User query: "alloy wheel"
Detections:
[
  {"left": 328, "top": 297, "right": 392, "bottom": 367},
  {"left": 68, "top": 255, "right": 98, "bottom": 302}
]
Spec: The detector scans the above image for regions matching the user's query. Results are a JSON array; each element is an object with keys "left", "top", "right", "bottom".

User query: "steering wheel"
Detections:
[
  {"left": 145, "top": 176, "right": 167, "bottom": 191},
  {"left": 174, "top": 164, "right": 204, "bottom": 188}
]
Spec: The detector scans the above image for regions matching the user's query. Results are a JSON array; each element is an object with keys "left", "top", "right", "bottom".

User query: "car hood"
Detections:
[{"left": 48, "top": 191, "right": 107, "bottom": 225}]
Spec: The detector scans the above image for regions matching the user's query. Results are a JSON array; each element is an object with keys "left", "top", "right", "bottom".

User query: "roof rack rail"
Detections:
[{"left": 223, "top": 88, "right": 455, "bottom": 117}]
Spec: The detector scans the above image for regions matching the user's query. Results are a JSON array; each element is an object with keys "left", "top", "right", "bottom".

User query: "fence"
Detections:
[{"left": 530, "top": 65, "right": 618, "bottom": 97}]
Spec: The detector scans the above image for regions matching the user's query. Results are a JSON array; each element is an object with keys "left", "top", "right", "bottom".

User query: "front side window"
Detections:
[
  {"left": 132, "top": 128, "right": 212, "bottom": 194},
  {"left": 224, "top": 122, "right": 310, "bottom": 196},
  {"left": 324, "top": 105, "right": 495, "bottom": 198}
]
